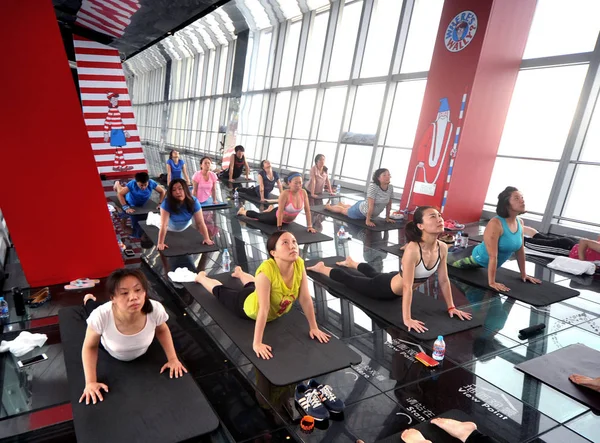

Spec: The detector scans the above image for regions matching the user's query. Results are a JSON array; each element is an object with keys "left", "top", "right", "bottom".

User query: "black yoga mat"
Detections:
[
  {"left": 377, "top": 410, "right": 474, "bottom": 443},
  {"left": 240, "top": 217, "right": 333, "bottom": 245},
  {"left": 379, "top": 243, "right": 405, "bottom": 257},
  {"left": 109, "top": 195, "right": 157, "bottom": 215},
  {"left": 183, "top": 274, "right": 361, "bottom": 386},
  {"left": 199, "top": 201, "right": 230, "bottom": 211},
  {"left": 239, "top": 190, "right": 279, "bottom": 204},
  {"left": 516, "top": 343, "right": 600, "bottom": 411},
  {"left": 447, "top": 266, "right": 579, "bottom": 306},
  {"left": 139, "top": 221, "right": 219, "bottom": 257},
  {"left": 310, "top": 205, "right": 403, "bottom": 232},
  {"left": 305, "top": 257, "right": 484, "bottom": 340},
  {"left": 58, "top": 306, "right": 219, "bottom": 443}
]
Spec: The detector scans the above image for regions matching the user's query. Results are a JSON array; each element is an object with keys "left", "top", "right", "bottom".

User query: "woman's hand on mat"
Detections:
[
  {"left": 126, "top": 208, "right": 135, "bottom": 214},
  {"left": 160, "top": 359, "right": 188, "bottom": 379},
  {"left": 311, "top": 193, "right": 319, "bottom": 198},
  {"left": 158, "top": 242, "right": 169, "bottom": 251},
  {"left": 203, "top": 238, "right": 215, "bottom": 245},
  {"left": 309, "top": 328, "right": 331, "bottom": 343},
  {"left": 307, "top": 227, "right": 317, "bottom": 233},
  {"left": 253, "top": 342, "right": 273, "bottom": 359},
  {"left": 522, "top": 275, "right": 542, "bottom": 285},
  {"left": 79, "top": 382, "right": 109, "bottom": 405},
  {"left": 365, "top": 219, "right": 376, "bottom": 227},
  {"left": 489, "top": 281, "right": 510, "bottom": 292},
  {"left": 385, "top": 217, "right": 396, "bottom": 224},
  {"left": 404, "top": 318, "right": 428, "bottom": 333},
  {"left": 448, "top": 308, "right": 472, "bottom": 321}
]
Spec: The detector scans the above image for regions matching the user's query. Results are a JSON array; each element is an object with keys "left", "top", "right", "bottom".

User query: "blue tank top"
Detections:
[{"left": 472, "top": 216, "right": 522, "bottom": 268}]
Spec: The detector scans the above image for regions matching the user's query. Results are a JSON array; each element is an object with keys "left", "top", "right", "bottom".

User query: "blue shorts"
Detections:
[
  {"left": 347, "top": 201, "right": 366, "bottom": 219},
  {"left": 110, "top": 129, "right": 127, "bottom": 147},
  {"left": 200, "top": 196, "right": 214, "bottom": 206}
]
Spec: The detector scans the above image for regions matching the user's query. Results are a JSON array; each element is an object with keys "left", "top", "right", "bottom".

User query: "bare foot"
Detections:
[
  {"left": 431, "top": 418, "right": 477, "bottom": 443},
  {"left": 570, "top": 374, "right": 600, "bottom": 393},
  {"left": 264, "top": 205, "right": 274, "bottom": 212},
  {"left": 307, "top": 261, "right": 326, "bottom": 274},
  {"left": 336, "top": 256, "right": 359, "bottom": 269},
  {"left": 401, "top": 428, "right": 431, "bottom": 443},
  {"left": 237, "top": 207, "right": 246, "bottom": 216},
  {"left": 231, "top": 266, "right": 243, "bottom": 279},
  {"left": 194, "top": 271, "right": 207, "bottom": 284},
  {"left": 83, "top": 293, "right": 97, "bottom": 304},
  {"left": 325, "top": 203, "right": 333, "bottom": 210}
]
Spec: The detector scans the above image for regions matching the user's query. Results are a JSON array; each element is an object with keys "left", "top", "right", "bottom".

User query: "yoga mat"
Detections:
[
  {"left": 58, "top": 306, "right": 219, "bottom": 443},
  {"left": 227, "top": 177, "right": 255, "bottom": 183},
  {"left": 376, "top": 410, "right": 474, "bottom": 443},
  {"left": 239, "top": 190, "right": 279, "bottom": 204},
  {"left": 199, "top": 202, "right": 230, "bottom": 211},
  {"left": 447, "top": 266, "right": 579, "bottom": 306},
  {"left": 310, "top": 205, "right": 403, "bottom": 232},
  {"left": 516, "top": 343, "right": 600, "bottom": 411},
  {"left": 109, "top": 196, "right": 157, "bottom": 215},
  {"left": 379, "top": 243, "right": 405, "bottom": 257},
  {"left": 139, "top": 222, "right": 219, "bottom": 257},
  {"left": 240, "top": 217, "right": 333, "bottom": 245},
  {"left": 305, "top": 257, "right": 484, "bottom": 340},
  {"left": 183, "top": 274, "right": 361, "bottom": 386}
]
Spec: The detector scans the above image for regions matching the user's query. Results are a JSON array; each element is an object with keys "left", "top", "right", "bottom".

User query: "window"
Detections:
[
  {"left": 523, "top": 0, "right": 600, "bottom": 59},
  {"left": 267, "top": 137, "right": 284, "bottom": 166},
  {"left": 216, "top": 45, "right": 229, "bottom": 94},
  {"left": 561, "top": 165, "right": 600, "bottom": 226},
  {"left": 400, "top": 0, "right": 444, "bottom": 73},
  {"left": 380, "top": 148, "right": 412, "bottom": 190},
  {"left": 498, "top": 65, "right": 588, "bottom": 160},
  {"left": 279, "top": 21, "right": 302, "bottom": 87},
  {"left": 349, "top": 83, "right": 386, "bottom": 134},
  {"left": 385, "top": 80, "right": 427, "bottom": 147},
  {"left": 205, "top": 50, "right": 216, "bottom": 95},
  {"left": 328, "top": 1, "right": 362, "bottom": 81},
  {"left": 318, "top": 87, "right": 348, "bottom": 141},
  {"left": 292, "top": 89, "right": 317, "bottom": 138},
  {"left": 579, "top": 95, "right": 600, "bottom": 163},
  {"left": 253, "top": 31, "right": 273, "bottom": 90},
  {"left": 288, "top": 139, "right": 309, "bottom": 168},
  {"left": 272, "top": 91, "right": 291, "bottom": 137},
  {"left": 341, "top": 145, "right": 373, "bottom": 183},
  {"left": 301, "top": 11, "right": 329, "bottom": 85},
  {"left": 360, "top": 0, "right": 403, "bottom": 78}
]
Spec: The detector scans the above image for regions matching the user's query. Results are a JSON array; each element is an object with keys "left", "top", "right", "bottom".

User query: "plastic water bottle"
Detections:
[
  {"left": 222, "top": 249, "right": 231, "bottom": 272},
  {"left": 233, "top": 189, "right": 239, "bottom": 200},
  {"left": 461, "top": 233, "right": 469, "bottom": 248},
  {"left": 454, "top": 231, "right": 462, "bottom": 248},
  {"left": 336, "top": 184, "right": 341, "bottom": 194},
  {"left": 432, "top": 335, "right": 446, "bottom": 361},
  {"left": 0, "top": 297, "right": 9, "bottom": 319},
  {"left": 337, "top": 225, "right": 346, "bottom": 239}
]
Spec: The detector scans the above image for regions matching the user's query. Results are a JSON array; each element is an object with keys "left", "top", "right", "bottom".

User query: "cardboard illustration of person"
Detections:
[{"left": 103, "top": 92, "right": 133, "bottom": 172}]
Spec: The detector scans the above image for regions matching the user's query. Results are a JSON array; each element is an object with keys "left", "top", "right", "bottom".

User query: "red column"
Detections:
[
  {"left": 0, "top": 0, "right": 123, "bottom": 286},
  {"left": 400, "top": 0, "right": 537, "bottom": 223}
]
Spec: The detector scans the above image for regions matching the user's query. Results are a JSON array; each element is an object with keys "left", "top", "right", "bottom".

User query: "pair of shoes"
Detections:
[
  {"left": 64, "top": 278, "right": 99, "bottom": 291},
  {"left": 27, "top": 287, "right": 51, "bottom": 308},
  {"left": 390, "top": 210, "right": 405, "bottom": 220},
  {"left": 439, "top": 233, "right": 455, "bottom": 244},
  {"left": 295, "top": 379, "right": 345, "bottom": 421},
  {"left": 444, "top": 219, "right": 465, "bottom": 230}
]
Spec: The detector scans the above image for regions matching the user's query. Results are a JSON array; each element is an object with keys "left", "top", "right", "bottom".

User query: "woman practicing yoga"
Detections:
[
  {"left": 237, "top": 172, "right": 317, "bottom": 233},
  {"left": 157, "top": 179, "right": 214, "bottom": 251},
  {"left": 325, "top": 168, "right": 395, "bottom": 227},
  {"left": 306, "top": 154, "right": 335, "bottom": 198},
  {"left": 192, "top": 156, "right": 220, "bottom": 206},
  {"left": 523, "top": 226, "right": 600, "bottom": 263},
  {"left": 194, "top": 231, "right": 330, "bottom": 359},
  {"left": 237, "top": 159, "right": 283, "bottom": 201},
  {"left": 79, "top": 269, "right": 186, "bottom": 405},
  {"left": 219, "top": 145, "right": 250, "bottom": 181},
  {"left": 448, "top": 186, "right": 541, "bottom": 292},
  {"left": 166, "top": 150, "right": 191, "bottom": 185},
  {"left": 307, "top": 206, "right": 472, "bottom": 333}
]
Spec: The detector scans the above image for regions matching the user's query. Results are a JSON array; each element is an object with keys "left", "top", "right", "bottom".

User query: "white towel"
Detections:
[
  {"left": 146, "top": 211, "right": 161, "bottom": 228},
  {"left": 547, "top": 256, "right": 596, "bottom": 276},
  {"left": 0, "top": 331, "right": 48, "bottom": 357},
  {"left": 168, "top": 267, "right": 198, "bottom": 283}
]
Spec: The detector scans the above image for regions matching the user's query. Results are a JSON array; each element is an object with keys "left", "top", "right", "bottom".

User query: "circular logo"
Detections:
[{"left": 445, "top": 11, "right": 478, "bottom": 52}]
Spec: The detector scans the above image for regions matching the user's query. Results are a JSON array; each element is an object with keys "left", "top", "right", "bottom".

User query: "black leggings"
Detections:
[
  {"left": 246, "top": 209, "right": 278, "bottom": 225},
  {"left": 466, "top": 430, "right": 499, "bottom": 443},
  {"left": 84, "top": 299, "right": 101, "bottom": 317},
  {"left": 212, "top": 283, "right": 255, "bottom": 319},
  {"left": 524, "top": 233, "right": 577, "bottom": 257},
  {"left": 329, "top": 263, "right": 397, "bottom": 300}
]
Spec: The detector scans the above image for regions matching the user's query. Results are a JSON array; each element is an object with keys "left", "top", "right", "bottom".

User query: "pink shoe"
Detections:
[{"left": 444, "top": 220, "right": 465, "bottom": 231}]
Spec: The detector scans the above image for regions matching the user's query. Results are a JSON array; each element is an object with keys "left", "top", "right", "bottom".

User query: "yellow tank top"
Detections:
[{"left": 243, "top": 258, "right": 305, "bottom": 321}]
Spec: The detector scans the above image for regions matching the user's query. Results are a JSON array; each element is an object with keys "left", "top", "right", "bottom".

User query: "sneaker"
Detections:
[
  {"left": 390, "top": 210, "right": 405, "bottom": 220},
  {"left": 308, "top": 379, "right": 345, "bottom": 414},
  {"left": 295, "top": 383, "right": 330, "bottom": 421},
  {"left": 444, "top": 220, "right": 465, "bottom": 231}
]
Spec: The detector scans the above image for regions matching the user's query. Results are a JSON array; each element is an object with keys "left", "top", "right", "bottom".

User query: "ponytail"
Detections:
[{"left": 404, "top": 221, "right": 423, "bottom": 243}]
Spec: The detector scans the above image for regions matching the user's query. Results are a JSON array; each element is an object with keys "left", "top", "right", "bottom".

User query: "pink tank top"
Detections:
[{"left": 277, "top": 192, "right": 304, "bottom": 223}]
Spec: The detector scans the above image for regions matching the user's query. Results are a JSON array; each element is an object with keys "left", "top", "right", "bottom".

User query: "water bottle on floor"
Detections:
[
  {"left": 0, "top": 297, "right": 9, "bottom": 319},
  {"left": 234, "top": 189, "right": 239, "bottom": 200},
  {"left": 336, "top": 184, "right": 341, "bottom": 194},
  {"left": 461, "top": 233, "right": 469, "bottom": 248},
  {"left": 337, "top": 225, "right": 346, "bottom": 239},
  {"left": 432, "top": 335, "right": 446, "bottom": 361},
  {"left": 454, "top": 231, "right": 462, "bottom": 248},
  {"left": 222, "top": 248, "right": 231, "bottom": 273}
]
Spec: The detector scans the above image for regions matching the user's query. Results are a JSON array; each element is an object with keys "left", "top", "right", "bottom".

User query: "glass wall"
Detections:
[{"left": 126, "top": 0, "right": 600, "bottom": 234}]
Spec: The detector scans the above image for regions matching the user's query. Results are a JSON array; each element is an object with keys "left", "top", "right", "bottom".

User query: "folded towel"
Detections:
[
  {"left": 168, "top": 267, "right": 198, "bottom": 283},
  {"left": 547, "top": 256, "right": 596, "bottom": 276},
  {"left": 146, "top": 211, "right": 161, "bottom": 228},
  {"left": 0, "top": 331, "right": 48, "bottom": 357}
]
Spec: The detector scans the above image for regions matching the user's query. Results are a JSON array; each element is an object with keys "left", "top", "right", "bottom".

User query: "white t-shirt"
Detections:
[{"left": 86, "top": 300, "right": 169, "bottom": 361}]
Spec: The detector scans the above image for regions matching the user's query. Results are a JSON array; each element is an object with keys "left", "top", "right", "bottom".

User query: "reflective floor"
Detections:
[{"left": 1, "top": 178, "right": 600, "bottom": 442}]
